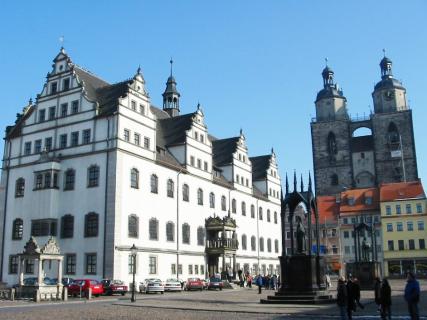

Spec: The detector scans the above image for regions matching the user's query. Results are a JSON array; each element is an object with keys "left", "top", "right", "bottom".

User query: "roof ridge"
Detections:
[{"left": 73, "top": 64, "right": 110, "bottom": 85}]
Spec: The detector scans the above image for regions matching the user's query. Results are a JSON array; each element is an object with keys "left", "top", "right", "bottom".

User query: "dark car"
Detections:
[
  {"left": 101, "top": 279, "right": 128, "bottom": 296},
  {"left": 208, "top": 277, "right": 223, "bottom": 291}
]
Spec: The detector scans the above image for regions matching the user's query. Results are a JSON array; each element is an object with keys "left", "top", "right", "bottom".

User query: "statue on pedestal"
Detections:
[
  {"left": 361, "top": 237, "right": 371, "bottom": 262},
  {"left": 296, "top": 216, "right": 306, "bottom": 254}
]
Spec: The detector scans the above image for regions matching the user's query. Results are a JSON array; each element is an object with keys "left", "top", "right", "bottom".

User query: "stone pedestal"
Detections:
[
  {"left": 346, "top": 261, "right": 381, "bottom": 290},
  {"left": 262, "top": 255, "right": 334, "bottom": 304}
]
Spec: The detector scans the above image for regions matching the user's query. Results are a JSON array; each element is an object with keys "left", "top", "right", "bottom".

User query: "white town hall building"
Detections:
[{"left": 0, "top": 48, "right": 282, "bottom": 286}]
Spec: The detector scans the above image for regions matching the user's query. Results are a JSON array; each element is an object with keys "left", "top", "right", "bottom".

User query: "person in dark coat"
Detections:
[
  {"left": 256, "top": 274, "right": 263, "bottom": 294},
  {"left": 346, "top": 277, "right": 356, "bottom": 319},
  {"left": 353, "top": 278, "right": 364, "bottom": 309},
  {"left": 380, "top": 278, "right": 392, "bottom": 320},
  {"left": 404, "top": 272, "right": 420, "bottom": 320},
  {"left": 337, "top": 277, "right": 348, "bottom": 320},
  {"left": 374, "top": 277, "right": 382, "bottom": 311}
]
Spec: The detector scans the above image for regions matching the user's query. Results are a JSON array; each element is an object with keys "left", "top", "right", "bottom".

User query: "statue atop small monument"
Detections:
[
  {"left": 361, "top": 236, "right": 371, "bottom": 262},
  {"left": 296, "top": 216, "right": 306, "bottom": 254}
]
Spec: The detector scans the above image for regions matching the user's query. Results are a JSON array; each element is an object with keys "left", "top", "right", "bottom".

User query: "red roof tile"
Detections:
[
  {"left": 339, "top": 187, "right": 380, "bottom": 215},
  {"left": 380, "top": 180, "right": 425, "bottom": 202},
  {"left": 317, "top": 196, "right": 339, "bottom": 223}
]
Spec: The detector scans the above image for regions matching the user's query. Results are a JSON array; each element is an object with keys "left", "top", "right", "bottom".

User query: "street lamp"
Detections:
[{"left": 130, "top": 244, "right": 137, "bottom": 303}]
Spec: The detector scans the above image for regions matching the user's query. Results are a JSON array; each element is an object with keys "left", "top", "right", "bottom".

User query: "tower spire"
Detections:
[
  {"left": 170, "top": 57, "right": 173, "bottom": 77},
  {"left": 300, "top": 173, "right": 304, "bottom": 192},
  {"left": 308, "top": 171, "right": 312, "bottom": 191},
  {"left": 162, "top": 58, "right": 180, "bottom": 117},
  {"left": 285, "top": 173, "right": 289, "bottom": 194},
  {"left": 293, "top": 170, "right": 297, "bottom": 192}
]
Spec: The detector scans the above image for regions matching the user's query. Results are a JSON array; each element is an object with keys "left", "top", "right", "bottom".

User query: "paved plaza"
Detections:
[{"left": 0, "top": 279, "right": 425, "bottom": 319}]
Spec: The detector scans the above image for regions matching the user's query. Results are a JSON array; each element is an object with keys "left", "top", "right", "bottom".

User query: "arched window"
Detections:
[
  {"left": 259, "top": 237, "right": 265, "bottom": 252},
  {"left": 130, "top": 168, "right": 139, "bottom": 189},
  {"left": 267, "top": 209, "right": 271, "bottom": 222},
  {"left": 259, "top": 207, "right": 263, "bottom": 220},
  {"left": 251, "top": 205, "right": 255, "bottom": 218},
  {"left": 167, "top": 179, "right": 174, "bottom": 198},
  {"left": 331, "top": 174, "right": 339, "bottom": 186},
  {"left": 166, "top": 222, "right": 175, "bottom": 242},
  {"left": 267, "top": 238, "right": 272, "bottom": 252},
  {"left": 60, "top": 214, "right": 74, "bottom": 238},
  {"left": 197, "top": 227, "right": 205, "bottom": 246},
  {"left": 251, "top": 236, "right": 256, "bottom": 251},
  {"left": 87, "top": 165, "right": 100, "bottom": 187},
  {"left": 241, "top": 234, "right": 247, "bottom": 250},
  {"left": 221, "top": 196, "right": 226, "bottom": 211},
  {"left": 327, "top": 132, "right": 337, "bottom": 157},
  {"left": 182, "top": 223, "right": 190, "bottom": 244},
  {"left": 388, "top": 122, "right": 400, "bottom": 144},
  {"left": 128, "top": 215, "right": 139, "bottom": 238},
  {"left": 197, "top": 188, "right": 203, "bottom": 205},
  {"left": 64, "top": 169, "right": 75, "bottom": 190},
  {"left": 241, "top": 202, "right": 246, "bottom": 216},
  {"left": 15, "top": 178, "right": 25, "bottom": 197},
  {"left": 149, "top": 218, "right": 159, "bottom": 240},
  {"left": 274, "top": 239, "right": 279, "bottom": 253},
  {"left": 85, "top": 212, "right": 99, "bottom": 237},
  {"left": 232, "top": 199, "right": 236, "bottom": 213},
  {"left": 209, "top": 192, "right": 215, "bottom": 208},
  {"left": 274, "top": 211, "right": 278, "bottom": 224},
  {"left": 182, "top": 184, "right": 189, "bottom": 202},
  {"left": 150, "top": 174, "right": 158, "bottom": 193},
  {"left": 12, "top": 218, "right": 23, "bottom": 240}
]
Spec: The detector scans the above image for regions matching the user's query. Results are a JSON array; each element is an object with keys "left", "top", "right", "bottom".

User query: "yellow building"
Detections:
[{"left": 380, "top": 181, "right": 427, "bottom": 278}]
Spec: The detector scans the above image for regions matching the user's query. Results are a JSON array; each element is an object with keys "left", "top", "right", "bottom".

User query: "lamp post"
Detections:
[{"left": 130, "top": 244, "right": 137, "bottom": 303}]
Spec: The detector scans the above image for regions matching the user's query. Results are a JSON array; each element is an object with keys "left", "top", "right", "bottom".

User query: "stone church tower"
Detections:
[{"left": 311, "top": 56, "right": 418, "bottom": 196}]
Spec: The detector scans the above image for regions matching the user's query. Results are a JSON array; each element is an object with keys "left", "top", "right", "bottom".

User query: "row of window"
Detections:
[
  {"left": 385, "top": 203, "right": 423, "bottom": 215},
  {"left": 387, "top": 239, "right": 426, "bottom": 251},
  {"left": 343, "top": 229, "right": 380, "bottom": 238},
  {"left": 130, "top": 100, "right": 146, "bottom": 115},
  {"left": 11, "top": 213, "right": 99, "bottom": 240},
  {"left": 15, "top": 166, "right": 100, "bottom": 197},
  {"left": 38, "top": 99, "right": 79, "bottom": 123},
  {"left": 342, "top": 216, "right": 380, "bottom": 225},
  {"left": 170, "top": 263, "right": 205, "bottom": 276},
  {"left": 189, "top": 156, "right": 209, "bottom": 172},
  {"left": 131, "top": 171, "right": 278, "bottom": 223},
  {"left": 241, "top": 235, "right": 279, "bottom": 253},
  {"left": 23, "top": 128, "right": 91, "bottom": 156},
  {"left": 123, "top": 129, "right": 150, "bottom": 149},
  {"left": 49, "top": 77, "right": 72, "bottom": 95},
  {"left": 344, "top": 245, "right": 382, "bottom": 255},
  {"left": 9, "top": 253, "right": 96, "bottom": 275},
  {"left": 386, "top": 221, "right": 425, "bottom": 232}
]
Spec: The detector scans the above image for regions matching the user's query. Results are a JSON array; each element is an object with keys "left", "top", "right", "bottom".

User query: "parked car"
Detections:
[
  {"left": 139, "top": 279, "right": 164, "bottom": 294},
  {"left": 13, "top": 277, "right": 57, "bottom": 288},
  {"left": 185, "top": 277, "right": 204, "bottom": 291},
  {"left": 101, "top": 279, "right": 128, "bottom": 296},
  {"left": 51, "top": 277, "right": 74, "bottom": 287},
  {"left": 164, "top": 278, "right": 182, "bottom": 292},
  {"left": 208, "top": 277, "right": 223, "bottom": 291},
  {"left": 68, "top": 279, "right": 104, "bottom": 297}
]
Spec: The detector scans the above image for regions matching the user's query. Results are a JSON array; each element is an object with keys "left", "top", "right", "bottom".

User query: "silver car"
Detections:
[
  {"left": 164, "top": 278, "right": 182, "bottom": 292},
  {"left": 139, "top": 278, "right": 164, "bottom": 294}
]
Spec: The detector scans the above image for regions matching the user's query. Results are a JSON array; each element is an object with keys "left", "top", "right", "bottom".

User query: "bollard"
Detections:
[
  {"left": 10, "top": 288, "right": 15, "bottom": 301},
  {"left": 34, "top": 289, "right": 41, "bottom": 303},
  {"left": 86, "top": 287, "right": 92, "bottom": 300},
  {"left": 63, "top": 286, "right": 68, "bottom": 301}
]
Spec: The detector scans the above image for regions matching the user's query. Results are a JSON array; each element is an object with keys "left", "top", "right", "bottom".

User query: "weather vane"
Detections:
[
  {"left": 325, "top": 57, "right": 328, "bottom": 67},
  {"left": 59, "top": 35, "right": 65, "bottom": 48},
  {"left": 170, "top": 57, "right": 173, "bottom": 76}
]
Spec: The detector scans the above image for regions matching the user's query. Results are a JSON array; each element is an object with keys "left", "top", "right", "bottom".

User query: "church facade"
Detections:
[
  {"left": 311, "top": 55, "right": 418, "bottom": 196},
  {"left": 0, "top": 49, "right": 282, "bottom": 285}
]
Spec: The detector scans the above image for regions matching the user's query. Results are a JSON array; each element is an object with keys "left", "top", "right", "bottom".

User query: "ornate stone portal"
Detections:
[
  {"left": 205, "top": 215, "right": 238, "bottom": 280},
  {"left": 17, "top": 237, "right": 64, "bottom": 301},
  {"left": 262, "top": 173, "right": 334, "bottom": 304}
]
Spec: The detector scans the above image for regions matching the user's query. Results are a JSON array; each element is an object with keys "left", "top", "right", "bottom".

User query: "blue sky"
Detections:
[{"left": 1, "top": 1, "right": 426, "bottom": 185}]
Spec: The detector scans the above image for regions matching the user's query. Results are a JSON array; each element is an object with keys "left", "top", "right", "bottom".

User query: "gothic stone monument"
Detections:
[{"left": 262, "top": 173, "right": 334, "bottom": 304}]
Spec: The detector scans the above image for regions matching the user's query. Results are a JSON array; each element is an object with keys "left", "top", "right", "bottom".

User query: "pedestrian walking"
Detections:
[
  {"left": 256, "top": 274, "right": 263, "bottom": 294},
  {"left": 374, "top": 277, "right": 382, "bottom": 311},
  {"left": 247, "top": 274, "right": 252, "bottom": 288},
  {"left": 404, "top": 272, "right": 420, "bottom": 320},
  {"left": 353, "top": 278, "right": 364, "bottom": 309},
  {"left": 272, "top": 274, "right": 278, "bottom": 291},
  {"left": 380, "top": 278, "right": 392, "bottom": 320},
  {"left": 337, "top": 277, "right": 348, "bottom": 320},
  {"left": 346, "top": 276, "right": 356, "bottom": 320},
  {"left": 326, "top": 274, "right": 332, "bottom": 289}
]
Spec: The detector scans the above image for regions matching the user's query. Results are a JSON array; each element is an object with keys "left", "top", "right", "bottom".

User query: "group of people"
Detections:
[
  {"left": 336, "top": 275, "right": 363, "bottom": 320},
  {"left": 338, "top": 272, "right": 421, "bottom": 320},
  {"left": 254, "top": 274, "right": 279, "bottom": 294}
]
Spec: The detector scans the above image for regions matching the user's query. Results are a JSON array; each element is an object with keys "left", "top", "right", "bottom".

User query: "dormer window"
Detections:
[
  {"left": 63, "top": 78, "right": 70, "bottom": 91},
  {"left": 200, "top": 134, "right": 204, "bottom": 143},
  {"left": 131, "top": 100, "right": 136, "bottom": 111},
  {"left": 139, "top": 104, "right": 145, "bottom": 115},
  {"left": 347, "top": 197, "right": 355, "bottom": 206},
  {"left": 194, "top": 131, "right": 198, "bottom": 140},
  {"left": 365, "top": 196, "right": 372, "bottom": 205},
  {"left": 51, "top": 82, "right": 58, "bottom": 94}
]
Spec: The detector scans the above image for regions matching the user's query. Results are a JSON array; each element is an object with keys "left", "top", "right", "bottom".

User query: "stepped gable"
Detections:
[
  {"left": 211, "top": 137, "right": 240, "bottom": 166},
  {"left": 250, "top": 155, "right": 272, "bottom": 180}
]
